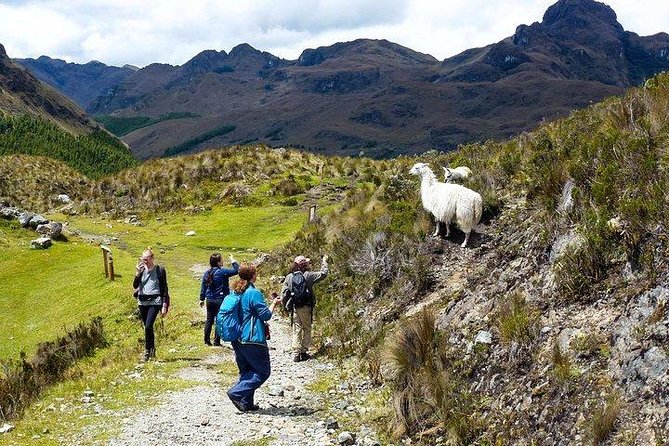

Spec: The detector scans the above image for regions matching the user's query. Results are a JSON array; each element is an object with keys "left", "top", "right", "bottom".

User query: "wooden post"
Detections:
[
  {"left": 100, "top": 245, "right": 112, "bottom": 279},
  {"left": 308, "top": 205, "right": 317, "bottom": 223},
  {"left": 108, "top": 254, "right": 115, "bottom": 281}
]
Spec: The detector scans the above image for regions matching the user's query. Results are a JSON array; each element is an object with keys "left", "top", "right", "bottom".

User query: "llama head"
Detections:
[{"left": 409, "top": 162, "right": 430, "bottom": 176}]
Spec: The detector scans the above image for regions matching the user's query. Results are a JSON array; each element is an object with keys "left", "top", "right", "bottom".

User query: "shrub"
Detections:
[
  {"left": 588, "top": 394, "right": 621, "bottom": 445},
  {"left": 495, "top": 292, "right": 539, "bottom": 348},
  {"left": 551, "top": 342, "right": 577, "bottom": 383},
  {"left": 388, "top": 311, "right": 481, "bottom": 442},
  {"left": 0, "top": 317, "right": 106, "bottom": 421}
]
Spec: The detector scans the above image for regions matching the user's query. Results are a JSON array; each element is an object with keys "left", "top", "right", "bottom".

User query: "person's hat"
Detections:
[{"left": 294, "top": 255, "right": 310, "bottom": 265}]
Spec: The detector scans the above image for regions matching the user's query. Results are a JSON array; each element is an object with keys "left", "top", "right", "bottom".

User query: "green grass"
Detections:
[{"left": 0, "top": 203, "right": 306, "bottom": 357}]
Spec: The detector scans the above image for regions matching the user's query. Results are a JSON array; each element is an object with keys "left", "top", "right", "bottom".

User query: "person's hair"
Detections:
[
  {"left": 209, "top": 253, "right": 222, "bottom": 268},
  {"left": 292, "top": 261, "right": 310, "bottom": 273},
  {"left": 142, "top": 247, "right": 154, "bottom": 259},
  {"left": 206, "top": 253, "right": 222, "bottom": 286},
  {"left": 232, "top": 264, "right": 257, "bottom": 294}
]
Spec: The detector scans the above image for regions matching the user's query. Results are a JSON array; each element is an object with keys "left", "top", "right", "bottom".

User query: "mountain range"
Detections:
[{"left": 13, "top": 0, "right": 669, "bottom": 159}]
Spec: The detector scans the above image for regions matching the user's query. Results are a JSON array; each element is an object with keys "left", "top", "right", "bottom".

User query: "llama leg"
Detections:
[
  {"left": 432, "top": 221, "right": 441, "bottom": 237},
  {"left": 461, "top": 232, "right": 470, "bottom": 248},
  {"left": 444, "top": 223, "right": 450, "bottom": 238}
]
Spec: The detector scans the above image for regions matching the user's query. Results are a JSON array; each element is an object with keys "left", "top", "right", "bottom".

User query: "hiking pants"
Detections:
[
  {"left": 228, "top": 341, "right": 271, "bottom": 408},
  {"left": 204, "top": 299, "right": 223, "bottom": 345},
  {"left": 139, "top": 305, "right": 161, "bottom": 352},
  {"left": 292, "top": 306, "right": 313, "bottom": 354}
]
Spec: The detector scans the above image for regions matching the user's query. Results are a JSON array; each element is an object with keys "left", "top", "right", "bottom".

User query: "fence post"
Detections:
[
  {"left": 108, "top": 254, "right": 115, "bottom": 281},
  {"left": 308, "top": 205, "right": 317, "bottom": 223},
  {"left": 100, "top": 245, "right": 113, "bottom": 280}
]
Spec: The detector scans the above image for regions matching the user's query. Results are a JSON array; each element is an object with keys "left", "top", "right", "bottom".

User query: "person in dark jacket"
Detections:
[
  {"left": 281, "top": 254, "right": 328, "bottom": 362},
  {"left": 133, "top": 248, "right": 170, "bottom": 362},
  {"left": 227, "top": 263, "right": 282, "bottom": 412},
  {"left": 199, "top": 253, "right": 239, "bottom": 346}
]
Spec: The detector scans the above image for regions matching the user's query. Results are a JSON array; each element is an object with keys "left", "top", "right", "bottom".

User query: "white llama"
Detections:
[{"left": 410, "top": 162, "right": 482, "bottom": 247}]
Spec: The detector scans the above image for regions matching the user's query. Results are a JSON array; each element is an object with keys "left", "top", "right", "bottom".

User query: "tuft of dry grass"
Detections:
[
  {"left": 387, "top": 311, "right": 481, "bottom": 444},
  {"left": 588, "top": 394, "right": 621, "bottom": 445},
  {"left": 495, "top": 292, "right": 539, "bottom": 348}
]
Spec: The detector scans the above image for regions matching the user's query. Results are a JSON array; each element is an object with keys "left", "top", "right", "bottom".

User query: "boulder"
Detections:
[
  {"left": 0, "top": 206, "right": 20, "bottom": 219},
  {"left": 29, "top": 214, "right": 48, "bottom": 229},
  {"left": 337, "top": 431, "right": 356, "bottom": 445},
  {"left": 18, "top": 211, "right": 34, "bottom": 227},
  {"left": 57, "top": 194, "right": 71, "bottom": 203},
  {"left": 30, "top": 237, "right": 52, "bottom": 249},
  {"left": 36, "top": 222, "right": 62, "bottom": 238}
]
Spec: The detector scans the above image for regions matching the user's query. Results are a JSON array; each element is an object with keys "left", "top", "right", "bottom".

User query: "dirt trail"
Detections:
[{"left": 106, "top": 316, "right": 348, "bottom": 446}]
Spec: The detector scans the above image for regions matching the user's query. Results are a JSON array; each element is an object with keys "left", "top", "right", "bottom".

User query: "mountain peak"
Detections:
[
  {"left": 229, "top": 43, "right": 260, "bottom": 58},
  {"left": 0, "top": 44, "right": 7, "bottom": 60},
  {"left": 542, "top": 0, "right": 622, "bottom": 32}
]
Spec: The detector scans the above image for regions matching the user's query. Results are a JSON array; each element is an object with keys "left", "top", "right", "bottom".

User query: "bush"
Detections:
[
  {"left": 494, "top": 292, "right": 539, "bottom": 348},
  {"left": 388, "top": 311, "right": 482, "bottom": 442},
  {"left": 0, "top": 317, "right": 106, "bottom": 421}
]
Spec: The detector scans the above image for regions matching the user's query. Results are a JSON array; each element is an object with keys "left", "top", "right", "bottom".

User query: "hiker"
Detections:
[
  {"left": 227, "top": 263, "right": 282, "bottom": 412},
  {"left": 133, "top": 248, "right": 170, "bottom": 362},
  {"left": 199, "top": 253, "right": 239, "bottom": 346},
  {"left": 281, "top": 254, "right": 329, "bottom": 362}
]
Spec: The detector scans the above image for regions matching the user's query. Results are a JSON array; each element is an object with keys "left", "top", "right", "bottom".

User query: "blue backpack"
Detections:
[{"left": 216, "top": 292, "right": 243, "bottom": 342}]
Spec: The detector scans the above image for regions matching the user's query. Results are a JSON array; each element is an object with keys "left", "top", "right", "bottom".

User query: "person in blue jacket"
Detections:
[
  {"left": 200, "top": 253, "right": 239, "bottom": 346},
  {"left": 227, "top": 263, "right": 282, "bottom": 412}
]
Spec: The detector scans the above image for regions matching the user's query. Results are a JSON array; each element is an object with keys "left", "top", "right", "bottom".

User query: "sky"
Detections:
[{"left": 1, "top": 0, "right": 668, "bottom": 68}]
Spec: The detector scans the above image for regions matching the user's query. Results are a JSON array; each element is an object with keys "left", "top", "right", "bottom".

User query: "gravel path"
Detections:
[{"left": 106, "top": 316, "right": 359, "bottom": 446}]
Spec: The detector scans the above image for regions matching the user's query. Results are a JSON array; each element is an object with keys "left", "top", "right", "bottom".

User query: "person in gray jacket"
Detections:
[
  {"left": 133, "top": 248, "right": 170, "bottom": 362},
  {"left": 281, "top": 254, "right": 328, "bottom": 362}
]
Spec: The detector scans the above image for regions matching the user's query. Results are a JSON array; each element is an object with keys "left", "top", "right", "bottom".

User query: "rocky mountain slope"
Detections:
[
  {"left": 14, "top": 0, "right": 669, "bottom": 160},
  {"left": 0, "top": 44, "right": 96, "bottom": 134},
  {"left": 0, "top": 45, "right": 137, "bottom": 178}
]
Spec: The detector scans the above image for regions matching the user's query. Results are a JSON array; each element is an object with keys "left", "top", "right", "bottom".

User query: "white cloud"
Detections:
[{"left": 0, "top": 0, "right": 667, "bottom": 67}]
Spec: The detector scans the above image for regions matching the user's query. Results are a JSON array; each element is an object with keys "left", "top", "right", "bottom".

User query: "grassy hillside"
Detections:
[
  {"left": 0, "top": 114, "right": 138, "bottom": 179},
  {"left": 259, "top": 72, "right": 669, "bottom": 444},
  {"left": 2, "top": 72, "right": 669, "bottom": 444}
]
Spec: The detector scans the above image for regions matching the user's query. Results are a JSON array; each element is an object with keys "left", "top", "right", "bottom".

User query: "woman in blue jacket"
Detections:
[
  {"left": 227, "top": 263, "right": 282, "bottom": 412},
  {"left": 199, "top": 253, "right": 239, "bottom": 346}
]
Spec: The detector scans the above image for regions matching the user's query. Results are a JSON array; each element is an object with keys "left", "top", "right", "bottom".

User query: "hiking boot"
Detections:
[
  {"left": 229, "top": 398, "right": 246, "bottom": 412},
  {"left": 149, "top": 348, "right": 156, "bottom": 358},
  {"left": 204, "top": 340, "right": 212, "bottom": 346},
  {"left": 300, "top": 352, "right": 312, "bottom": 361},
  {"left": 141, "top": 350, "right": 151, "bottom": 362},
  {"left": 213, "top": 341, "right": 222, "bottom": 347},
  {"left": 292, "top": 352, "right": 303, "bottom": 362}
]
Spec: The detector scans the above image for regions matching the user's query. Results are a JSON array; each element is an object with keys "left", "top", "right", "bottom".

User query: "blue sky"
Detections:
[{"left": 0, "top": 0, "right": 667, "bottom": 67}]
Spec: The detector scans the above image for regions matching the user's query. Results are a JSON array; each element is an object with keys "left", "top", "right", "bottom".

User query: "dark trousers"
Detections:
[
  {"left": 139, "top": 305, "right": 161, "bottom": 352},
  {"left": 204, "top": 299, "right": 223, "bottom": 344},
  {"left": 228, "top": 341, "right": 271, "bottom": 408}
]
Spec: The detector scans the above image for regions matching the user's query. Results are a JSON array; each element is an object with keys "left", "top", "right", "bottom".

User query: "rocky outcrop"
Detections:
[{"left": 1, "top": 203, "right": 66, "bottom": 248}]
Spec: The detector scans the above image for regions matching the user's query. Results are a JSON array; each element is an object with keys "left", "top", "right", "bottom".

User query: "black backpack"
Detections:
[{"left": 285, "top": 271, "right": 313, "bottom": 310}]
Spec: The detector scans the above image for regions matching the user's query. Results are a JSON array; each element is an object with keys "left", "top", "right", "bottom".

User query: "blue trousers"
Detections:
[
  {"left": 204, "top": 299, "right": 222, "bottom": 345},
  {"left": 228, "top": 341, "right": 271, "bottom": 408}
]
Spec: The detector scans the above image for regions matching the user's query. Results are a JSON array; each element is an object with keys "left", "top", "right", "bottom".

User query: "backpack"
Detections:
[
  {"left": 215, "top": 292, "right": 243, "bottom": 342},
  {"left": 284, "top": 271, "right": 313, "bottom": 311}
]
